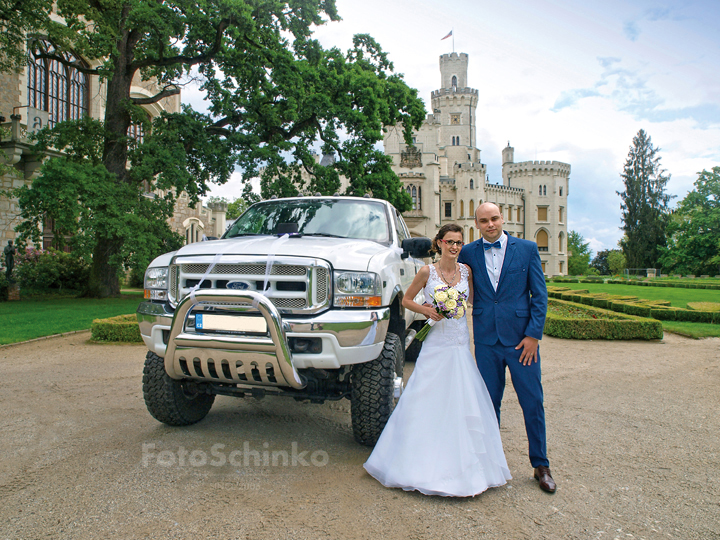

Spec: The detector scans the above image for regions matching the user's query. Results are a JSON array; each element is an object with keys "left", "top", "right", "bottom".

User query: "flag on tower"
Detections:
[{"left": 441, "top": 30, "right": 452, "bottom": 40}]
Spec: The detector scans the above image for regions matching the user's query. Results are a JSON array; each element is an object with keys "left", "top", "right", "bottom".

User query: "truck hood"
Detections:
[{"left": 150, "top": 236, "right": 395, "bottom": 272}]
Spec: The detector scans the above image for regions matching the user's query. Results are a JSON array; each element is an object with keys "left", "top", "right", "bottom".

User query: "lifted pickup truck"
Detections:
[{"left": 137, "top": 196, "right": 431, "bottom": 445}]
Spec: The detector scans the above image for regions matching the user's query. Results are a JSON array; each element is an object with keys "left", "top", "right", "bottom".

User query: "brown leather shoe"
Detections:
[{"left": 534, "top": 466, "right": 557, "bottom": 493}]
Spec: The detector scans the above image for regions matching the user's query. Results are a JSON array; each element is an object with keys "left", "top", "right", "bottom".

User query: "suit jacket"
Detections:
[{"left": 458, "top": 232, "right": 547, "bottom": 347}]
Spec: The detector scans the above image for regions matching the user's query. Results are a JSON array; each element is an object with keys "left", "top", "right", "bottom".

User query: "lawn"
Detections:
[
  {"left": 1, "top": 292, "right": 143, "bottom": 345},
  {"left": 550, "top": 282, "right": 720, "bottom": 308}
]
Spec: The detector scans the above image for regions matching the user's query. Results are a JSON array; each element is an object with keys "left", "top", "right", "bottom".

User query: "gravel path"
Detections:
[{"left": 0, "top": 331, "right": 718, "bottom": 539}]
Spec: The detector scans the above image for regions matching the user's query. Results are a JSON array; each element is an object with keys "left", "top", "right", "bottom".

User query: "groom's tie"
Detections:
[{"left": 483, "top": 241, "right": 501, "bottom": 250}]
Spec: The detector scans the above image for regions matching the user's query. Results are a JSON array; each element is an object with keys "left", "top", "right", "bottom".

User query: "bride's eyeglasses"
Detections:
[{"left": 440, "top": 239, "right": 464, "bottom": 247}]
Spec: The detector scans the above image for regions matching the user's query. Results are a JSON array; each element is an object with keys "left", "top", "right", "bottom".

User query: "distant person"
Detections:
[
  {"left": 3, "top": 240, "right": 15, "bottom": 281},
  {"left": 458, "top": 203, "right": 555, "bottom": 493}
]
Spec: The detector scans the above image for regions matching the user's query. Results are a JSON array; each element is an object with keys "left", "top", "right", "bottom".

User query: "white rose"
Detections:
[
  {"left": 445, "top": 299, "right": 457, "bottom": 310},
  {"left": 454, "top": 307, "right": 465, "bottom": 319},
  {"left": 447, "top": 288, "right": 459, "bottom": 300},
  {"left": 434, "top": 290, "right": 448, "bottom": 302}
]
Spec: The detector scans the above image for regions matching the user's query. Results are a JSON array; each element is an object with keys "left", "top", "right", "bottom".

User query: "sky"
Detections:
[{"left": 193, "top": 0, "right": 720, "bottom": 254}]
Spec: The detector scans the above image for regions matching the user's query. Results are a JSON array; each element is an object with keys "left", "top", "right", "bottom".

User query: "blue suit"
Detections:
[{"left": 458, "top": 231, "right": 549, "bottom": 468}]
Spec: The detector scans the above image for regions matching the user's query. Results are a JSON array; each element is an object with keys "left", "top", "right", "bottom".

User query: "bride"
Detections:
[{"left": 363, "top": 224, "right": 512, "bottom": 497}]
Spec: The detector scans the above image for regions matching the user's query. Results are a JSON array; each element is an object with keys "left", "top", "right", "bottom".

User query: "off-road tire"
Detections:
[
  {"left": 404, "top": 333, "right": 422, "bottom": 363},
  {"left": 142, "top": 351, "right": 215, "bottom": 426},
  {"left": 350, "top": 332, "right": 404, "bottom": 446}
]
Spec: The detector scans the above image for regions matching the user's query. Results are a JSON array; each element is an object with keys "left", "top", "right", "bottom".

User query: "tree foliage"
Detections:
[
  {"left": 659, "top": 166, "right": 720, "bottom": 276},
  {"left": 10, "top": 0, "right": 425, "bottom": 297},
  {"left": 590, "top": 249, "right": 610, "bottom": 275},
  {"left": 568, "top": 230, "right": 592, "bottom": 276},
  {"left": 0, "top": 0, "right": 53, "bottom": 73},
  {"left": 617, "top": 129, "right": 674, "bottom": 269},
  {"left": 607, "top": 250, "right": 626, "bottom": 275}
]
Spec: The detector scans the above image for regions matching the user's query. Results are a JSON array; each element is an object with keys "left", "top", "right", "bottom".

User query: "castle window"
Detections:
[
  {"left": 444, "top": 202, "right": 452, "bottom": 218},
  {"left": 558, "top": 232, "right": 565, "bottom": 252},
  {"left": 469, "top": 179, "right": 474, "bottom": 190},
  {"left": 418, "top": 186, "right": 422, "bottom": 210},
  {"left": 559, "top": 260, "right": 564, "bottom": 274},
  {"left": 536, "top": 230, "right": 549, "bottom": 252},
  {"left": 537, "top": 207, "right": 548, "bottom": 221},
  {"left": 538, "top": 185, "right": 542, "bottom": 196},
  {"left": 412, "top": 185, "right": 417, "bottom": 209},
  {"left": 460, "top": 200, "right": 465, "bottom": 217},
  {"left": 28, "top": 39, "right": 89, "bottom": 128},
  {"left": 451, "top": 75, "right": 457, "bottom": 88},
  {"left": 559, "top": 207, "right": 564, "bottom": 223},
  {"left": 541, "top": 261, "right": 546, "bottom": 273},
  {"left": 469, "top": 199, "right": 474, "bottom": 216},
  {"left": 559, "top": 186, "right": 563, "bottom": 197},
  {"left": 469, "top": 228, "right": 474, "bottom": 242},
  {"left": 507, "top": 207, "right": 512, "bottom": 221},
  {"left": 543, "top": 185, "right": 547, "bottom": 196}
]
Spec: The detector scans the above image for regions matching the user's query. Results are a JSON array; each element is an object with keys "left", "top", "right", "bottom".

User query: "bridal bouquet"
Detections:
[{"left": 414, "top": 284, "right": 469, "bottom": 341}]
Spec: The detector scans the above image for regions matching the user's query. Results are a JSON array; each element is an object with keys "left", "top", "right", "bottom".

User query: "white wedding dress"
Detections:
[{"left": 363, "top": 264, "right": 512, "bottom": 497}]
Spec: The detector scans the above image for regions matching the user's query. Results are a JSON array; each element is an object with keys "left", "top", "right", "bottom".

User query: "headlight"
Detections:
[
  {"left": 144, "top": 267, "right": 169, "bottom": 300},
  {"left": 334, "top": 271, "right": 382, "bottom": 307}
]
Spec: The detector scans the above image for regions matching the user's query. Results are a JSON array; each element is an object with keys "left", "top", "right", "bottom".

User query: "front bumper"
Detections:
[{"left": 137, "top": 293, "right": 389, "bottom": 381}]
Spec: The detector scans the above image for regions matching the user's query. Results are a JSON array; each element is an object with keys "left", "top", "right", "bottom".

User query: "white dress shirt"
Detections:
[{"left": 483, "top": 233, "right": 507, "bottom": 292}]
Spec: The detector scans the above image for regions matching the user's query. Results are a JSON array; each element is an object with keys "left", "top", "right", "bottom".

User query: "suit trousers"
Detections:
[{"left": 474, "top": 341, "right": 549, "bottom": 468}]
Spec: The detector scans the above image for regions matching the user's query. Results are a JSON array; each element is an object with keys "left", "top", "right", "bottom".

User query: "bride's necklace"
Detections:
[{"left": 438, "top": 262, "right": 458, "bottom": 286}]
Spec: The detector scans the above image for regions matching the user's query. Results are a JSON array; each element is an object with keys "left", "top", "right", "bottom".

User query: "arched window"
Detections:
[
  {"left": 536, "top": 230, "right": 549, "bottom": 252},
  {"left": 469, "top": 199, "right": 474, "bottom": 216},
  {"left": 28, "top": 40, "right": 89, "bottom": 128},
  {"left": 469, "top": 228, "right": 474, "bottom": 242},
  {"left": 559, "top": 186, "right": 563, "bottom": 196},
  {"left": 451, "top": 75, "right": 457, "bottom": 88},
  {"left": 456, "top": 136, "right": 460, "bottom": 146},
  {"left": 543, "top": 185, "right": 547, "bottom": 196},
  {"left": 538, "top": 185, "right": 542, "bottom": 196},
  {"left": 558, "top": 232, "right": 564, "bottom": 252},
  {"left": 411, "top": 185, "right": 417, "bottom": 209},
  {"left": 460, "top": 200, "right": 465, "bottom": 217},
  {"left": 418, "top": 186, "right": 422, "bottom": 210}
]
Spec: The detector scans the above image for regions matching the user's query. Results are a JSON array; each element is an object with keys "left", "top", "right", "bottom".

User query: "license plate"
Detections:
[{"left": 194, "top": 314, "right": 267, "bottom": 333}]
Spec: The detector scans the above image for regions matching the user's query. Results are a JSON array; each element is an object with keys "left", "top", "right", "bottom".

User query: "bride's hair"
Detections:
[{"left": 431, "top": 224, "right": 463, "bottom": 254}]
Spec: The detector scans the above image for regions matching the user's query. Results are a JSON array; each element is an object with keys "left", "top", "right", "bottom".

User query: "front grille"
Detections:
[{"left": 169, "top": 256, "right": 331, "bottom": 314}]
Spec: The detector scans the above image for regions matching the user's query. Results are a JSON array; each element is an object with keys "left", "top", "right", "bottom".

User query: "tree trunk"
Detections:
[{"left": 86, "top": 22, "right": 136, "bottom": 297}]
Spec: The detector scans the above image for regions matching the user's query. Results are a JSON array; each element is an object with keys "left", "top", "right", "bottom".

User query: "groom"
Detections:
[{"left": 458, "top": 202, "right": 555, "bottom": 493}]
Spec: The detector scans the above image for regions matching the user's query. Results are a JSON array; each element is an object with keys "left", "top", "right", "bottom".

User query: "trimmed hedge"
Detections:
[
  {"left": 91, "top": 314, "right": 143, "bottom": 342},
  {"left": 545, "top": 299, "right": 663, "bottom": 340}
]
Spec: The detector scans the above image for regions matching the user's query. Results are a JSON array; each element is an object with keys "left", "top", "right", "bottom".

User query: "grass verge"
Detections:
[
  {"left": 661, "top": 321, "right": 720, "bottom": 339},
  {"left": 1, "top": 292, "right": 143, "bottom": 345}
]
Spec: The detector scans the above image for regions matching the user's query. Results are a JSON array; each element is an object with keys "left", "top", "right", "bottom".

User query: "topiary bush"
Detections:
[{"left": 91, "top": 314, "right": 142, "bottom": 342}]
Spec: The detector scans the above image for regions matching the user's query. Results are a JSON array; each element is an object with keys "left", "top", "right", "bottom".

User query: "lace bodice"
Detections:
[{"left": 422, "top": 264, "right": 470, "bottom": 347}]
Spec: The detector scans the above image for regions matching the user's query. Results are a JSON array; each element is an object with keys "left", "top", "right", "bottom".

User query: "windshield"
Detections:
[{"left": 224, "top": 199, "right": 390, "bottom": 243}]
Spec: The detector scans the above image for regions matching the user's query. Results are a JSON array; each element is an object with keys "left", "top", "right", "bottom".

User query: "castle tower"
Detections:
[{"left": 431, "top": 53, "right": 479, "bottom": 152}]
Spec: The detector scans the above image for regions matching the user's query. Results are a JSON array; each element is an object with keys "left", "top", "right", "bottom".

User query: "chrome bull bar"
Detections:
[{"left": 164, "top": 290, "right": 306, "bottom": 389}]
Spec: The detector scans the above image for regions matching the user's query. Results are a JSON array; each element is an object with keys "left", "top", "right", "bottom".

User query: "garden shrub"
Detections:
[
  {"left": 91, "top": 314, "right": 142, "bottom": 342},
  {"left": 0, "top": 273, "right": 8, "bottom": 301},
  {"left": 545, "top": 299, "right": 662, "bottom": 340},
  {"left": 16, "top": 247, "right": 90, "bottom": 294},
  {"left": 674, "top": 309, "right": 713, "bottom": 323}
]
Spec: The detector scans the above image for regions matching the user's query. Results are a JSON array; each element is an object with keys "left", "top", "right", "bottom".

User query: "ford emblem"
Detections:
[{"left": 226, "top": 281, "right": 251, "bottom": 290}]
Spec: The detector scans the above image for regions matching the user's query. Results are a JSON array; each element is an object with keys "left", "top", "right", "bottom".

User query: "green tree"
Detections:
[
  {"left": 659, "top": 167, "right": 720, "bottom": 276},
  {"left": 567, "top": 230, "right": 592, "bottom": 276},
  {"left": 617, "top": 129, "right": 674, "bottom": 269},
  {"left": 0, "top": 0, "right": 52, "bottom": 73},
  {"left": 11, "top": 0, "right": 425, "bottom": 297},
  {"left": 590, "top": 249, "right": 610, "bottom": 275},
  {"left": 607, "top": 250, "right": 626, "bottom": 275}
]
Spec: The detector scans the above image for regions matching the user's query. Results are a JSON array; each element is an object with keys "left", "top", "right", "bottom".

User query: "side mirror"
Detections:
[{"left": 401, "top": 237, "right": 432, "bottom": 259}]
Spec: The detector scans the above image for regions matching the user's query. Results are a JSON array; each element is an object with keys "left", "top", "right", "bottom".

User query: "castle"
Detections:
[{"left": 384, "top": 53, "right": 570, "bottom": 275}]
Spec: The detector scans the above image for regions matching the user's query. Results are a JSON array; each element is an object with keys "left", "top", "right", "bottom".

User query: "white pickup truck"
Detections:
[{"left": 137, "top": 195, "right": 431, "bottom": 445}]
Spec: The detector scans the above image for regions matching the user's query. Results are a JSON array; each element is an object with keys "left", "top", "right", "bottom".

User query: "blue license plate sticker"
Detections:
[{"left": 195, "top": 314, "right": 203, "bottom": 329}]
